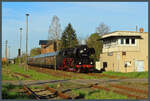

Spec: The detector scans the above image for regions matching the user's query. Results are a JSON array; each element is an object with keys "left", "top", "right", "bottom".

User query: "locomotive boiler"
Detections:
[{"left": 28, "top": 45, "right": 95, "bottom": 73}]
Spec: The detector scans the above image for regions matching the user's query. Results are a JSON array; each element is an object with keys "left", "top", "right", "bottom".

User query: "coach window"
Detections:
[
  {"left": 126, "top": 38, "right": 129, "bottom": 44},
  {"left": 131, "top": 38, "right": 135, "bottom": 44}
]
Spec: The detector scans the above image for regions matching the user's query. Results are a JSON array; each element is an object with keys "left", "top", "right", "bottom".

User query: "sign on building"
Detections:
[{"left": 108, "top": 52, "right": 113, "bottom": 56}]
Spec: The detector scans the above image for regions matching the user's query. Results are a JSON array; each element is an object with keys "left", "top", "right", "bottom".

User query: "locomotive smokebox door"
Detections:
[{"left": 54, "top": 41, "right": 57, "bottom": 51}]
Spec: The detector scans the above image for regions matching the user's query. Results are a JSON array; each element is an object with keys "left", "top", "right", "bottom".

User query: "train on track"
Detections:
[{"left": 27, "top": 45, "right": 97, "bottom": 73}]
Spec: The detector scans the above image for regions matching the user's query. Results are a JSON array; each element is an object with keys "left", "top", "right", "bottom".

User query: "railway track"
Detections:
[
  {"left": 68, "top": 79, "right": 148, "bottom": 99},
  {"left": 29, "top": 80, "right": 148, "bottom": 99},
  {"left": 91, "top": 84, "right": 147, "bottom": 99},
  {"left": 23, "top": 85, "right": 41, "bottom": 100},
  {"left": 28, "top": 66, "right": 83, "bottom": 79},
  {"left": 10, "top": 65, "right": 147, "bottom": 99},
  {"left": 23, "top": 84, "right": 73, "bottom": 99},
  {"left": 44, "top": 84, "right": 72, "bottom": 99},
  {"left": 28, "top": 65, "right": 131, "bottom": 80},
  {"left": 88, "top": 73, "right": 128, "bottom": 79},
  {"left": 5, "top": 78, "right": 148, "bottom": 99}
]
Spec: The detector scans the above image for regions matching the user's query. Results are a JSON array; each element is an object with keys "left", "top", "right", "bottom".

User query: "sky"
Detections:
[{"left": 2, "top": 2, "right": 148, "bottom": 58}]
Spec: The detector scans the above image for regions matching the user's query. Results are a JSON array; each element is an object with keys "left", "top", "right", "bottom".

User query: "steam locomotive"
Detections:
[{"left": 27, "top": 45, "right": 95, "bottom": 73}]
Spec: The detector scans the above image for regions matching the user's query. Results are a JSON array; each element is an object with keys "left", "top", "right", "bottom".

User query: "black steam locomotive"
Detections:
[{"left": 27, "top": 45, "right": 95, "bottom": 73}]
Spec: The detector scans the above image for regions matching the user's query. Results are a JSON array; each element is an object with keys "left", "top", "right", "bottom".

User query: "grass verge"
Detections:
[
  {"left": 102, "top": 71, "right": 148, "bottom": 78},
  {"left": 72, "top": 89, "right": 129, "bottom": 99},
  {"left": 2, "top": 83, "right": 30, "bottom": 99},
  {"left": 2, "top": 64, "right": 61, "bottom": 80}
]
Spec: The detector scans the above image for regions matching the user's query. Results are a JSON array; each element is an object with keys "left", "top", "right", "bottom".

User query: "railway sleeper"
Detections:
[
  {"left": 44, "top": 85, "right": 72, "bottom": 99},
  {"left": 23, "top": 85, "right": 41, "bottom": 100}
]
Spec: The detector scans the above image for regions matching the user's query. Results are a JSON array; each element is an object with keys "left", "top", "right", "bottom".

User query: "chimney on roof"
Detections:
[{"left": 139, "top": 28, "right": 144, "bottom": 33}]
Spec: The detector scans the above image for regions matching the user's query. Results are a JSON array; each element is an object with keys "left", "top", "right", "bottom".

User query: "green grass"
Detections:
[
  {"left": 72, "top": 89, "right": 129, "bottom": 99},
  {"left": 2, "top": 64, "right": 61, "bottom": 80},
  {"left": 102, "top": 71, "right": 148, "bottom": 78},
  {"left": 48, "top": 83, "right": 57, "bottom": 88},
  {"left": 2, "top": 83, "right": 30, "bottom": 99},
  {"left": 2, "top": 73, "right": 18, "bottom": 80}
]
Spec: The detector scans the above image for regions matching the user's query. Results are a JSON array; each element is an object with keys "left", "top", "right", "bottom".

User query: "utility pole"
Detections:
[
  {"left": 5, "top": 40, "right": 8, "bottom": 65},
  {"left": 19, "top": 28, "right": 23, "bottom": 64},
  {"left": 20, "top": 28, "right": 22, "bottom": 52},
  {"left": 8, "top": 46, "right": 10, "bottom": 59},
  {"left": 26, "top": 14, "right": 29, "bottom": 70},
  {"left": 8, "top": 46, "right": 11, "bottom": 64},
  {"left": 5, "top": 40, "right": 8, "bottom": 60}
]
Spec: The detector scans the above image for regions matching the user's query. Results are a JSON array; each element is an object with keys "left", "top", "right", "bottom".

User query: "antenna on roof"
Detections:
[{"left": 136, "top": 25, "right": 138, "bottom": 32}]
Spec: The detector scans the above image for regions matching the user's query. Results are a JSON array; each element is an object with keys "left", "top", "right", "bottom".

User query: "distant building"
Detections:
[
  {"left": 2, "top": 57, "right": 7, "bottom": 63},
  {"left": 8, "top": 59, "right": 15, "bottom": 64},
  {"left": 97, "top": 28, "right": 148, "bottom": 72},
  {"left": 39, "top": 40, "right": 60, "bottom": 54}
]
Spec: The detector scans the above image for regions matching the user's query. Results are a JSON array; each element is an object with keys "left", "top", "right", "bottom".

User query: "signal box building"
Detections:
[
  {"left": 39, "top": 40, "right": 60, "bottom": 54},
  {"left": 98, "top": 28, "right": 148, "bottom": 72}
]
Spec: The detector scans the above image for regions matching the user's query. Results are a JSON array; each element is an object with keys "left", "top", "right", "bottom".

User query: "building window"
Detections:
[
  {"left": 103, "top": 62, "right": 107, "bottom": 68},
  {"left": 126, "top": 38, "right": 129, "bottom": 44},
  {"left": 121, "top": 39, "right": 124, "bottom": 44},
  {"left": 131, "top": 38, "right": 135, "bottom": 44}
]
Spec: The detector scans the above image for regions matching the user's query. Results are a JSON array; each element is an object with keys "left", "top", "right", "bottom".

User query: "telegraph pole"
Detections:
[
  {"left": 8, "top": 46, "right": 11, "bottom": 64},
  {"left": 26, "top": 14, "right": 29, "bottom": 70}
]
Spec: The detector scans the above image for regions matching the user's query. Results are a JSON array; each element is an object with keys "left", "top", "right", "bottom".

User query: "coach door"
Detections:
[{"left": 135, "top": 60, "right": 144, "bottom": 72}]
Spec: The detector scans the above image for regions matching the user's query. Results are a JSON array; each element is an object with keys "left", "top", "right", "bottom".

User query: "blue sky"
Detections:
[{"left": 2, "top": 2, "right": 148, "bottom": 58}]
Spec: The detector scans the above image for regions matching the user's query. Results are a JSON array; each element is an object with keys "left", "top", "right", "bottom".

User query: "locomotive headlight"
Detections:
[
  {"left": 79, "top": 62, "right": 81, "bottom": 65},
  {"left": 90, "top": 62, "right": 93, "bottom": 64},
  {"left": 84, "top": 48, "right": 86, "bottom": 51},
  {"left": 80, "top": 50, "right": 83, "bottom": 53}
]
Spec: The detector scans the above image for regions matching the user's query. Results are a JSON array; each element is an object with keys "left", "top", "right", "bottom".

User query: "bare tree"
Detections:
[
  {"left": 48, "top": 15, "right": 61, "bottom": 71},
  {"left": 48, "top": 15, "right": 61, "bottom": 41},
  {"left": 77, "top": 33, "right": 90, "bottom": 45},
  {"left": 96, "top": 22, "right": 110, "bottom": 35}
]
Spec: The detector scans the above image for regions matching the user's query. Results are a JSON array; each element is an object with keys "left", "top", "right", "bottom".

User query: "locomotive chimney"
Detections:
[
  {"left": 81, "top": 40, "right": 86, "bottom": 45},
  {"left": 139, "top": 28, "right": 144, "bottom": 33}
]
